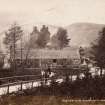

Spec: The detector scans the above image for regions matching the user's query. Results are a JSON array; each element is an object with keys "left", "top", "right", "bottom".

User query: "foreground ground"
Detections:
[{"left": 0, "top": 96, "right": 105, "bottom": 105}]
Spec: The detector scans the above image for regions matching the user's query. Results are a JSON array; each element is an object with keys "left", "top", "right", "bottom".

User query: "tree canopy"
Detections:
[
  {"left": 51, "top": 27, "right": 70, "bottom": 49},
  {"left": 29, "top": 26, "right": 39, "bottom": 48},
  {"left": 3, "top": 23, "right": 23, "bottom": 51},
  {"left": 36, "top": 25, "right": 50, "bottom": 48},
  {"left": 91, "top": 27, "right": 105, "bottom": 75}
]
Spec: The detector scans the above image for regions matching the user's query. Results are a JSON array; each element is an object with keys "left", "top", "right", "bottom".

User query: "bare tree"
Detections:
[{"left": 3, "top": 23, "right": 23, "bottom": 70}]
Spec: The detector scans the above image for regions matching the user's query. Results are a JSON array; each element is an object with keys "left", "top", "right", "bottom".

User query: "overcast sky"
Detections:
[{"left": 0, "top": 0, "right": 105, "bottom": 28}]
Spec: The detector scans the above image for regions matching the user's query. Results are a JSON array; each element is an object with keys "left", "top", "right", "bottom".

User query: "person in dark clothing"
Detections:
[{"left": 47, "top": 67, "right": 51, "bottom": 75}]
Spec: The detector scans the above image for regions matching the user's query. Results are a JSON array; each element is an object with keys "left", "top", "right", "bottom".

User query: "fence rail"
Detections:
[
  {"left": 0, "top": 74, "right": 42, "bottom": 80},
  {"left": 0, "top": 77, "right": 51, "bottom": 95}
]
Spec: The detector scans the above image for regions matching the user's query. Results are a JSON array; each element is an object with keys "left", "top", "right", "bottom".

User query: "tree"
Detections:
[
  {"left": 91, "top": 27, "right": 105, "bottom": 76},
  {"left": 51, "top": 34, "right": 59, "bottom": 49},
  {"left": 3, "top": 23, "right": 23, "bottom": 70},
  {"left": 51, "top": 27, "right": 70, "bottom": 49},
  {"left": 36, "top": 25, "right": 50, "bottom": 48},
  {"left": 25, "top": 26, "right": 39, "bottom": 63},
  {"left": 29, "top": 26, "right": 39, "bottom": 48}
]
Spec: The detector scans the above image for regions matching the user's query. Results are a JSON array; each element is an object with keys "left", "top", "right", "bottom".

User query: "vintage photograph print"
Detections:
[{"left": 0, "top": 0, "right": 105, "bottom": 105}]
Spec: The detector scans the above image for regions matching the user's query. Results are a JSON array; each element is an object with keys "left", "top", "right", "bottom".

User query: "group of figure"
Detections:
[{"left": 41, "top": 67, "right": 55, "bottom": 83}]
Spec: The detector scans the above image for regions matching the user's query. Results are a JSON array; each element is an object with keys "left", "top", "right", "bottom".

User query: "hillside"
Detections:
[{"left": 66, "top": 23, "right": 105, "bottom": 47}]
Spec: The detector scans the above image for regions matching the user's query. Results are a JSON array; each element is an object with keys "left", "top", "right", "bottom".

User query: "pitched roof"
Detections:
[{"left": 15, "top": 48, "right": 80, "bottom": 59}]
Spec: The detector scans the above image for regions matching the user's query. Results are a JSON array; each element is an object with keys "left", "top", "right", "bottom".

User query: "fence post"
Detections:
[
  {"left": 7, "top": 85, "right": 9, "bottom": 94},
  {"left": 32, "top": 81, "right": 33, "bottom": 88},
  {"left": 20, "top": 82, "right": 23, "bottom": 91}
]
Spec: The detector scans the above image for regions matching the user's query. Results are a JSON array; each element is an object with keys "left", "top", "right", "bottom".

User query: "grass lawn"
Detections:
[{"left": 0, "top": 95, "right": 105, "bottom": 105}]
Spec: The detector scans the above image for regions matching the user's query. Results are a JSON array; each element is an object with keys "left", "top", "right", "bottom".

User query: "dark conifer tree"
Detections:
[
  {"left": 36, "top": 25, "right": 50, "bottom": 48},
  {"left": 92, "top": 27, "right": 105, "bottom": 76}
]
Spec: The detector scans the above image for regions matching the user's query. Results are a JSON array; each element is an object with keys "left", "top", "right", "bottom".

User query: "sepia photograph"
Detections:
[{"left": 0, "top": 0, "right": 105, "bottom": 105}]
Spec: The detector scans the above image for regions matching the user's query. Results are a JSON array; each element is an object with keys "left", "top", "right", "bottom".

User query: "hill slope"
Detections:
[{"left": 66, "top": 23, "right": 105, "bottom": 47}]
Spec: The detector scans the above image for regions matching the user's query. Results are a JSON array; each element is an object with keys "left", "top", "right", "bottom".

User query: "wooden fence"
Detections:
[{"left": 0, "top": 75, "right": 51, "bottom": 95}]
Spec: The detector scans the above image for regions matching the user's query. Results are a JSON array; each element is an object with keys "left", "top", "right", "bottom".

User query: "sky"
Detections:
[{"left": 0, "top": 0, "right": 105, "bottom": 28}]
